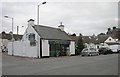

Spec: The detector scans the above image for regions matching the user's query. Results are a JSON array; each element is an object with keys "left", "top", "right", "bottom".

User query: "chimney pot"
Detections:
[
  {"left": 28, "top": 19, "right": 35, "bottom": 26},
  {"left": 113, "top": 27, "right": 116, "bottom": 30},
  {"left": 58, "top": 22, "right": 64, "bottom": 31}
]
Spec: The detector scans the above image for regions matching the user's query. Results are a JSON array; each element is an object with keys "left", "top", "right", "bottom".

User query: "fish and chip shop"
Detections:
[{"left": 8, "top": 19, "right": 75, "bottom": 58}]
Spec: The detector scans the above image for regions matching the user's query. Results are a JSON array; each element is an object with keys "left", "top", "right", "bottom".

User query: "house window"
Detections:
[
  {"left": 109, "top": 39, "right": 111, "bottom": 41},
  {"left": 97, "top": 46, "right": 99, "bottom": 49},
  {"left": 28, "top": 33, "right": 36, "bottom": 46}
]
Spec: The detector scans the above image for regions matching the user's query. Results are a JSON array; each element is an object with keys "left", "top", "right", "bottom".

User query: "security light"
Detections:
[
  {"left": 4, "top": 16, "right": 9, "bottom": 18},
  {"left": 42, "top": 2, "right": 46, "bottom": 4}
]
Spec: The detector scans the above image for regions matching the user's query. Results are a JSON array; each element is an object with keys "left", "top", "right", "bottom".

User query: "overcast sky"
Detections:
[{"left": 1, "top": 0, "right": 118, "bottom": 36}]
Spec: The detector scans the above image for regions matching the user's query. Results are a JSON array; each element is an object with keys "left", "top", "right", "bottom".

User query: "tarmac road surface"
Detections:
[{"left": 2, "top": 52, "right": 119, "bottom": 75}]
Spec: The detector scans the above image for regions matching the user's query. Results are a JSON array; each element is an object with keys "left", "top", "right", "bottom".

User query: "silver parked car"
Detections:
[{"left": 81, "top": 48, "right": 99, "bottom": 56}]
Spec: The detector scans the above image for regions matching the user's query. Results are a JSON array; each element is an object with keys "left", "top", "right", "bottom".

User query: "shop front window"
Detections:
[{"left": 49, "top": 40, "right": 70, "bottom": 57}]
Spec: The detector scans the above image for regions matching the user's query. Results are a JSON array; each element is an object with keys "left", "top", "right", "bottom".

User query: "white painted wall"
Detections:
[
  {"left": 8, "top": 42, "right": 12, "bottom": 55},
  {"left": 23, "top": 25, "right": 40, "bottom": 58},
  {"left": 70, "top": 41, "right": 75, "bottom": 55},
  {"left": 8, "top": 41, "right": 38, "bottom": 58},
  {"left": 85, "top": 43, "right": 96, "bottom": 49},
  {"left": 23, "top": 25, "right": 40, "bottom": 57},
  {"left": 22, "top": 25, "right": 39, "bottom": 42},
  {"left": 42, "top": 40, "right": 49, "bottom": 56},
  {"left": 8, "top": 24, "right": 41, "bottom": 58}
]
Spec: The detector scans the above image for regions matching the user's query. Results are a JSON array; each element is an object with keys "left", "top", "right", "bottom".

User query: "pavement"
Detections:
[{"left": 2, "top": 52, "right": 119, "bottom": 75}]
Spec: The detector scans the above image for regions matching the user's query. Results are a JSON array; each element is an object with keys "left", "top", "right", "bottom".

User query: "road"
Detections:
[{"left": 2, "top": 52, "right": 118, "bottom": 75}]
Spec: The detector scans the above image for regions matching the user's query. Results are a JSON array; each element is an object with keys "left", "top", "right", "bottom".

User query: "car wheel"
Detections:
[
  {"left": 81, "top": 55, "right": 84, "bottom": 56},
  {"left": 89, "top": 54, "right": 92, "bottom": 56},
  {"left": 97, "top": 53, "right": 99, "bottom": 56},
  {"left": 104, "top": 53, "right": 107, "bottom": 55}
]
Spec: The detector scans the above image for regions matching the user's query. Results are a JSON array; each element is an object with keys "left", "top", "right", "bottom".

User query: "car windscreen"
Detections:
[
  {"left": 100, "top": 48, "right": 106, "bottom": 50},
  {"left": 90, "top": 48, "right": 97, "bottom": 52},
  {"left": 82, "top": 49, "right": 88, "bottom": 52}
]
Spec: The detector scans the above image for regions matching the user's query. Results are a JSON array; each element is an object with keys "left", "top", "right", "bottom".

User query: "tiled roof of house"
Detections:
[
  {"left": 82, "top": 36, "right": 96, "bottom": 44},
  {"left": 69, "top": 36, "right": 78, "bottom": 43},
  {"left": 69, "top": 36, "right": 97, "bottom": 44},
  {"left": 96, "top": 35, "right": 110, "bottom": 44},
  {"left": 33, "top": 25, "right": 73, "bottom": 40},
  {"left": 70, "top": 35, "right": 112, "bottom": 44}
]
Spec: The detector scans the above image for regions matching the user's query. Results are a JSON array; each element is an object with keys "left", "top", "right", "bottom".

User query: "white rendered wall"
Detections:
[
  {"left": 8, "top": 42, "right": 12, "bottom": 55},
  {"left": 22, "top": 25, "right": 40, "bottom": 58},
  {"left": 8, "top": 25, "right": 40, "bottom": 58},
  {"left": 70, "top": 41, "right": 75, "bottom": 55},
  {"left": 42, "top": 40, "right": 49, "bottom": 56},
  {"left": 23, "top": 25, "right": 40, "bottom": 57},
  {"left": 8, "top": 41, "right": 38, "bottom": 58},
  {"left": 22, "top": 25, "right": 39, "bottom": 42}
]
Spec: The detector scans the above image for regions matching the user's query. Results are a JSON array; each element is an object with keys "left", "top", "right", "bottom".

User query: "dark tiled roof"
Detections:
[
  {"left": 96, "top": 35, "right": 110, "bottom": 44},
  {"left": 82, "top": 36, "right": 92, "bottom": 43},
  {"left": 69, "top": 36, "right": 97, "bottom": 44},
  {"left": 33, "top": 25, "right": 73, "bottom": 40},
  {"left": 70, "top": 35, "right": 111, "bottom": 44},
  {"left": 82, "top": 36, "right": 97, "bottom": 44},
  {"left": 0, "top": 33, "right": 23, "bottom": 40},
  {"left": 69, "top": 36, "right": 78, "bottom": 43}
]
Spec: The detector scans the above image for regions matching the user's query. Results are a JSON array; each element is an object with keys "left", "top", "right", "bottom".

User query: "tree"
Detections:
[
  {"left": 98, "top": 33, "right": 105, "bottom": 36},
  {"left": 108, "top": 28, "right": 111, "bottom": 31},
  {"left": 76, "top": 34, "right": 84, "bottom": 55},
  {"left": 2, "top": 31, "right": 6, "bottom": 34},
  {"left": 2, "top": 31, "right": 6, "bottom": 39},
  {"left": 71, "top": 33, "right": 76, "bottom": 36}
]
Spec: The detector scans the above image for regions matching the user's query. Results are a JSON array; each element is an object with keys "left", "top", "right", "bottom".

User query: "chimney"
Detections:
[
  {"left": 27, "top": 19, "right": 35, "bottom": 26},
  {"left": 108, "top": 27, "right": 111, "bottom": 31},
  {"left": 113, "top": 27, "right": 116, "bottom": 30},
  {"left": 58, "top": 22, "right": 64, "bottom": 31}
]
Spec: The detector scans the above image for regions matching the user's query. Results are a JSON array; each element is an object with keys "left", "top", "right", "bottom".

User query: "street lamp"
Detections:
[
  {"left": 37, "top": 2, "right": 46, "bottom": 25},
  {"left": 4, "top": 15, "right": 14, "bottom": 56},
  {"left": 37, "top": 2, "right": 46, "bottom": 58}
]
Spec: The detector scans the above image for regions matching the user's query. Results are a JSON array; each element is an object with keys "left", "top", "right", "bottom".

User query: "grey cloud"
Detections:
[
  {"left": 40, "top": 2, "right": 118, "bottom": 35},
  {"left": 1, "top": 1, "right": 118, "bottom": 36}
]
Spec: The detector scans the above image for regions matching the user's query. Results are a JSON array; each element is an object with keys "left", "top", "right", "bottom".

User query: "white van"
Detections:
[{"left": 109, "top": 44, "right": 119, "bottom": 53}]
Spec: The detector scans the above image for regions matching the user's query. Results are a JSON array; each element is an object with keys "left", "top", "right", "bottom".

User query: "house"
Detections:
[
  {"left": 70, "top": 35, "right": 98, "bottom": 49},
  {"left": 96, "top": 35, "right": 119, "bottom": 47},
  {"left": 8, "top": 19, "right": 75, "bottom": 58},
  {"left": 106, "top": 27, "right": 120, "bottom": 39},
  {"left": 70, "top": 34, "right": 118, "bottom": 49}
]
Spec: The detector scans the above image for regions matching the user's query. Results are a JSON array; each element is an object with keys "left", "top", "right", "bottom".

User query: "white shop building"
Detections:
[{"left": 8, "top": 19, "right": 75, "bottom": 58}]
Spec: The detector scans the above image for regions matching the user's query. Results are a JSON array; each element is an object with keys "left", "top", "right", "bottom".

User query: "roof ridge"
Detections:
[{"left": 35, "top": 25, "right": 59, "bottom": 30}]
